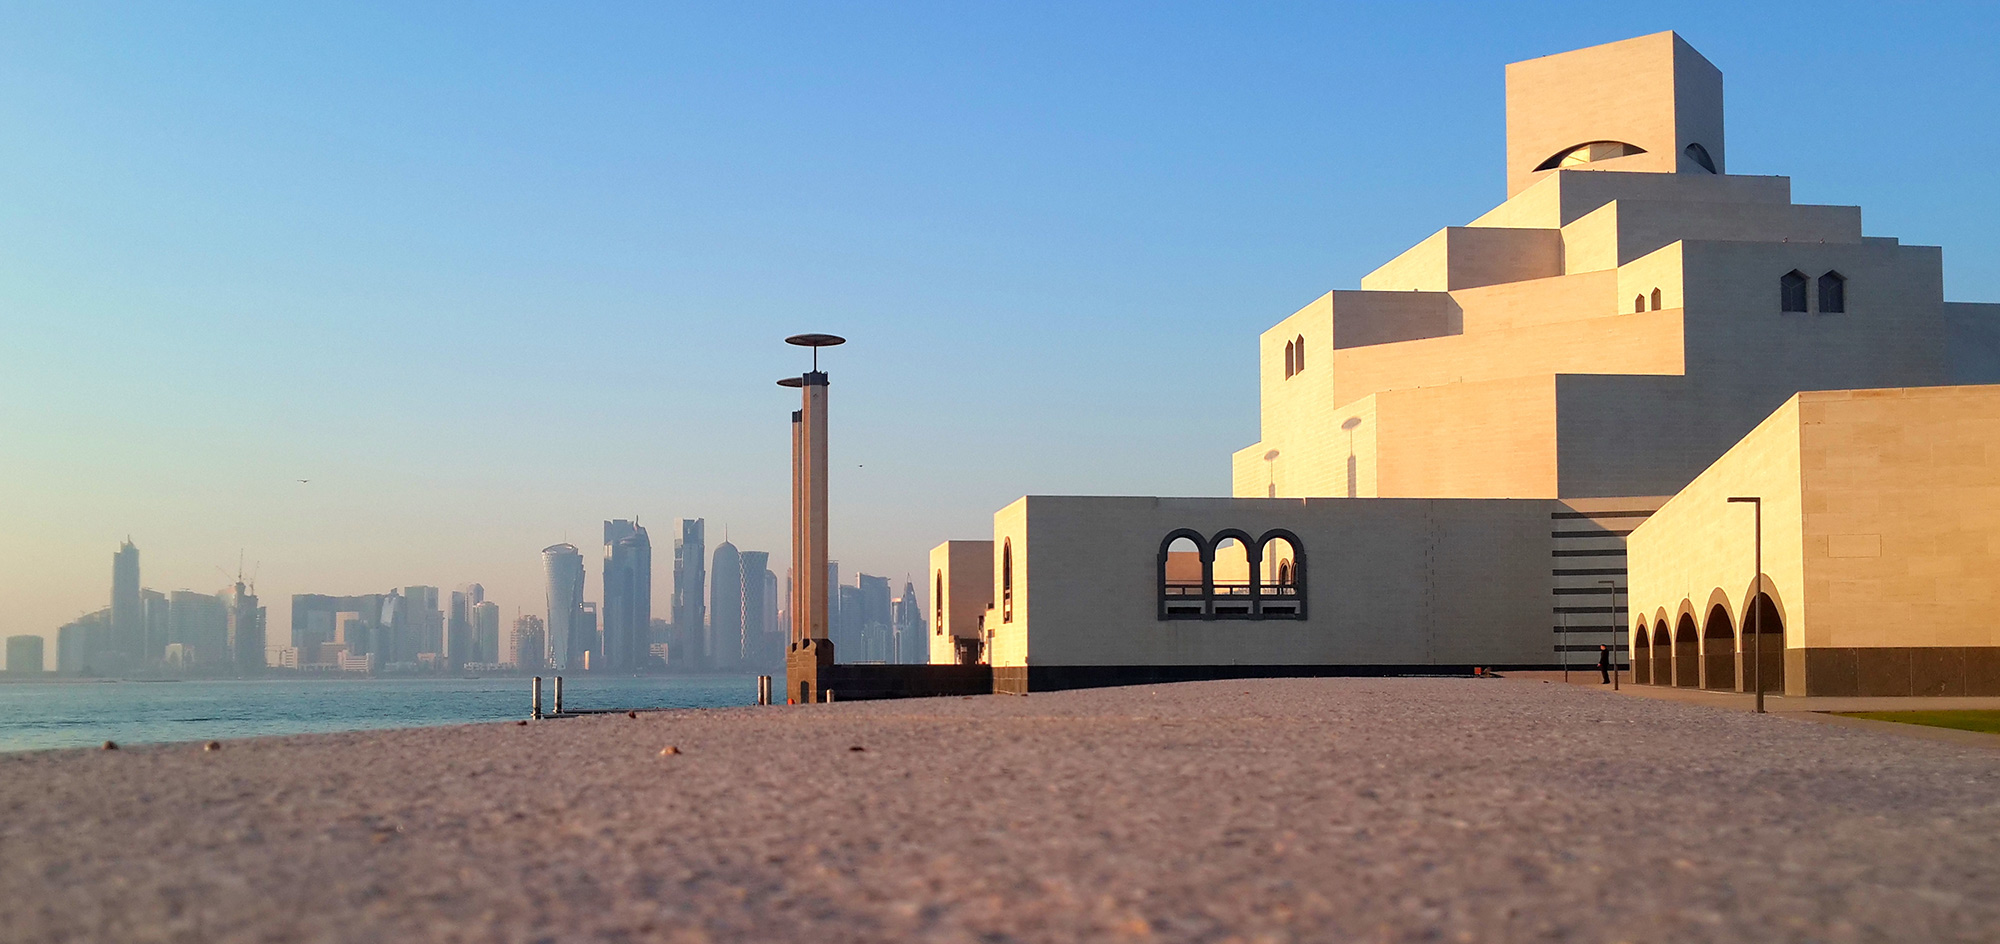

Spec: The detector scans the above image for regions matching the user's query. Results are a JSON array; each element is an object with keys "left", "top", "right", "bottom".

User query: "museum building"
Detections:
[{"left": 927, "top": 32, "right": 2000, "bottom": 695}]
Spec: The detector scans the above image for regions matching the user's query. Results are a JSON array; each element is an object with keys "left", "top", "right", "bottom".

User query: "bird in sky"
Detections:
[{"left": 297, "top": 479, "right": 310, "bottom": 484}]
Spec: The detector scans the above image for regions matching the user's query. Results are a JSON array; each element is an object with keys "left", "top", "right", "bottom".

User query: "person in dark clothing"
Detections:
[{"left": 1597, "top": 644, "right": 1612, "bottom": 684}]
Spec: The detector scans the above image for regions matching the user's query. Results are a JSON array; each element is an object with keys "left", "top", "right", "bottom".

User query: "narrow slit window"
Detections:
[
  {"left": 1650, "top": 288, "right": 1662, "bottom": 310},
  {"left": 1294, "top": 335, "right": 1305, "bottom": 372},
  {"left": 1283, "top": 340, "right": 1294, "bottom": 379},
  {"left": 1634, "top": 295, "right": 1645, "bottom": 313}
]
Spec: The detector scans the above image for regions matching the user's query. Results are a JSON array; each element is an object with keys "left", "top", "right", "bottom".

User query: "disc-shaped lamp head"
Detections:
[{"left": 785, "top": 332, "right": 846, "bottom": 371}]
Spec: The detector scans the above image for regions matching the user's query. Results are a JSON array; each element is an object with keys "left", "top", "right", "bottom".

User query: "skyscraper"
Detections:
[
  {"left": 739, "top": 550, "right": 773, "bottom": 670},
  {"left": 577, "top": 602, "right": 600, "bottom": 668},
  {"left": 542, "top": 545, "right": 584, "bottom": 670},
  {"left": 6, "top": 635, "right": 44, "bottom": 674},
  {"left": 57, "top": 614, "right": 100, "bottom": 675},
  {"left": 895, "top": 579, "right": 926, "bottom": 664},
  {"left": 857, "top": 573, "right": 893, "bottom": 663},
  {"left": 225, "top": 580, "right": 265, "bottom": 674},
  {"left": 110, "top": 539, "right": 141, "bottom": 664},
  {"left": 446, "top": 588, "right": 473, "bottom": 671},
  {"left": 671, "top": 519, "right": 706, "bottom": 668},
  {"left": 511, "top": 615, "right": 547, "bottom": 671},
  {"left": 167, "top": 590, "right": 226, "bottom": 669},
  {"left": 403, "top": 586, "right": 442, "bottom": 661},
  {"left": 140, "top": 589, "right": 168, "bottom": 661},
  {"left": 473, "top": 600, "right": 500, "bottom": 666},
  {"left": 709, "top": 540, "right": 743, "bottom": 671},
  {"left": 602, "top": 520, "right": 652, "bottom": 672}
]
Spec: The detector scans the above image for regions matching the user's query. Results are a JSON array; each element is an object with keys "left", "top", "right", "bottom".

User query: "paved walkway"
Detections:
[{"left": 4, "top": 677, "right": 1998, "bottom": 943}]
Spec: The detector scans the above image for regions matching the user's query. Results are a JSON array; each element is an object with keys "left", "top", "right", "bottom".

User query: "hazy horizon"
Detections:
[{"left": 5, "top": 2, "right": 1997, "bottom": 652}]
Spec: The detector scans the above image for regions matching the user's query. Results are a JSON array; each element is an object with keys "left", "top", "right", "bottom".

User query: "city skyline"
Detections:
[{"left": 3, "top": 4, "right": 1996, "bottom": 649}]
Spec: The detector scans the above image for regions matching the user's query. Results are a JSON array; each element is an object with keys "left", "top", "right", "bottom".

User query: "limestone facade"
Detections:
[{"left": 938, "top": 32, "right": 2000, "bottom": 691}]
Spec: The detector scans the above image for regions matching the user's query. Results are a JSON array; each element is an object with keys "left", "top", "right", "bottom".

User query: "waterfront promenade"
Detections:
[{"left": 3, "top": 678, "right": 1996, "bottom": 943}]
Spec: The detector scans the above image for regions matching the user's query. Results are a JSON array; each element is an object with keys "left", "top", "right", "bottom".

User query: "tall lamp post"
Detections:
[
  {"left": 1598, "top": 579, "right": 1620, "bottom": 690},
  {"left": 1727, "top": 496, "right": 1765, "bottom": 714}
]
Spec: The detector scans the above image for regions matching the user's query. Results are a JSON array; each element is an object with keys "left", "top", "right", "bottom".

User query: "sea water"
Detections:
[{"left": 0, "top": 675, "right": 759, "bottom": 752}]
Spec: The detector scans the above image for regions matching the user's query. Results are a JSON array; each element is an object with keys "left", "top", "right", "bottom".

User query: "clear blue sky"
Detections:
[{"left": 3, "top": 2, "right": 1996, "bottom": 649}]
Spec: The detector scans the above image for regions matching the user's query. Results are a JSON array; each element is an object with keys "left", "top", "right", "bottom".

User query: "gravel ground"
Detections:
[{"left": 3, "top": 677, "right": 1997, "bottom": 944}]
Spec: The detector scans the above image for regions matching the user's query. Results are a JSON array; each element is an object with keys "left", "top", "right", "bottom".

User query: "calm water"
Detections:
[{"left": 0, "top": 675, "right": 759, "bottom": 752}]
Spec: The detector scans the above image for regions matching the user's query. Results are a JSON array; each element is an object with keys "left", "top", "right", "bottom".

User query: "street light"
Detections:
[
  {"left": 1598, "top": 579, "right": 1620, "bottom": 690},
  {"left": 1727, "top": 496, "right": 1765, "bottom": 714}
]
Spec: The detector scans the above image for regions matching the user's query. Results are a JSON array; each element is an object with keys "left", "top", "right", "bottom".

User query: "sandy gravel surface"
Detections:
[{"left": 3, "top": 677, "right": 1997, "bottom": 944}]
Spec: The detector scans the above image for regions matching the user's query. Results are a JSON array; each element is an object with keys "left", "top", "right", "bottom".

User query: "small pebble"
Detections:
[
  {"left": 203, "top": 741, "right": 221, "bottom": 752},
  {"left": 101, "top": 740, "right": 118, "bottom": 751},
  {"left": 515, "top": 720, "right": 528, "bottom": 726},
  {"left": 627, "top": 711, "right": 638, "bottom": 719},
  {"left": 659, "top": 746, "right": 682, "bottom": 756},
  {"left": 849, "top": 745, "right": 866, "bottom": 752}
]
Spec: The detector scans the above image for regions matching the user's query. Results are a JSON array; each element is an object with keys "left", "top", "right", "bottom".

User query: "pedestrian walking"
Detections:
[{"left": 1597, "top": 644, "right": 1612, "bottom": 684}]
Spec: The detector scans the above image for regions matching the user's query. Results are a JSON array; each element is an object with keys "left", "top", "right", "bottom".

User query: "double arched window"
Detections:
[
  {"left": 1157, "top": 529, "right": 1306, "bottom": 621},
  {"left": 1633, "top": 288, "right": 1664, "bottom": 312},
  {"left": 1283, "top": 334, "right": 1306, "bottom": 379}
]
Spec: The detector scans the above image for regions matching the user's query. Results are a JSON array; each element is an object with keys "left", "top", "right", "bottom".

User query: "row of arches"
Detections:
[
  {"left": 1630, "top": 593, "right": 1785, "bottom": 693},
  {"left": 1780, "top": 270, "right": 1845, "bottom": 314},
  {"left": 1159, "top": 529, "right": 1305, "bottom": 620}
]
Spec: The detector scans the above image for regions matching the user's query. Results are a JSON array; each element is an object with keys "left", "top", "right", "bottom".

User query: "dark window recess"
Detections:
[
  {"left": 1780, "top": 270, "right": 1809, "bottom": 313},
  {"left": 1684, "top": 142, "right": 1717, "bottom": 173},
  {"left": 1294, "top": 335, "right": 1305, "bottom": 372},
  {"left": 1818, "top": 271, "right": 1845, "bottom": 313},
  {"left": 1650, "top": 288, "right": 1663, "bottom": 310}
]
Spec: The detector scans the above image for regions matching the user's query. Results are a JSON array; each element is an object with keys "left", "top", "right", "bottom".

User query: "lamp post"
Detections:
[
  {"left": 1727, "top": 496, "right": 1764, "bottom": 714},
  {"left": 1598, "top": 579, "right": 1620, "bottom": 690}
]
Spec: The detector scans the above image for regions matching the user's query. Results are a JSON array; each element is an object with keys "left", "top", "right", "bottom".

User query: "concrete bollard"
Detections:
[
  {"left": 757, "top": 675, "right": 772, "bottom": 705},
  {"left": 554, "top": 676, "right": 564, "bottom": 715},
  {"left": 824, "top": 688, "right": 835, "bottom": 704},
  {"left": 532, "top": 676, "right": 543, "bottom": 720}
]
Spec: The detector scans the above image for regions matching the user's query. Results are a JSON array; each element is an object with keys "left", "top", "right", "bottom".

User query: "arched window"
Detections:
[
  {"left": 1001, "top": 538, "right": 1013, "bottom": 623},
  {"left": 1254, "top": 530, "right": 1306, "bottom": 619},
  {"left": 1818, "top": 271, "right": 1845, "bottom": 313},
  {"left": 1650, "top": 288, "right": 1662, "bottom": 310},
  {"left": 1294, "top": 335, "right": 1305, "bottom": 372},
  {"left": 1283, "top": 340, "right": 1295, "bottom": 379},
  {"left": 1534, "top": 140, "right": 1646, "bottom": 171},
  {"left": 1157, "top": 529, "right": 1305, "bottom": 621},
  {"left": 1780, "top": 270, "right": 1809, "bottom": 313},
  {"left": 1684, "top": 142, "right": 1717, "bottom": 174},
  {"left": 1159, "top": 531, "right": 1208, "bottom": 618},
  {"left": 1634, "top": 295, "right": 1645, "bottom": 313},
  {"left": 934, "top": 571, "right": 944, "bottom": 635}
]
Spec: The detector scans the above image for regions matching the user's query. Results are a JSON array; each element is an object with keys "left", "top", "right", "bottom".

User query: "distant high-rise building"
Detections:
[
  {"left": 542, "top": 544, "right": 584, "bottom": 670},
  {"left": 511, "top": 615, "right": 547, "bottom": 671},
  {"left": 473, "top": 600, "right": 500, "bottom": 666},
  {"left": 603, "top": 520, "right": 652, "bottom": 672},
  {"left": 225, "top": 580, "right": 265, "bottom": 674},
  {"left": 672, "top": 519, "right": 706, "bottom": 669},
  {"left": 110, "top": 539, "right": 141, "bottom": 663},
  {"left": 446, "top": 587, "right": 473, "bottom": 671},
  {"left": 167, "top": 590, "right": 226, "bottom": 668},
  {"left": 292, "top": 594, "right": 388, "bottom": 665},
  {"left": 55, "top": 608, "right": 109, "bottom": 675},
  {"left": 895, "top": 579, "right": 926, "bottom": 665},
  {"left": 403, "top": 586, "right": 442, "bottom": 660},
  {"left": 57, "top": 614, "right": 96, "bottom": 675},
  {"left": 857, "top": 574, "right": 893, "bottom": 663},
  {"left": 739, "top": 551, "right": 772, "bottom": 670},
  {"left": 577, "top": 602, "right": 600, "bottom": 668},
  {"left": 709, "top": 541, "right": 743, "bottom": 671},
  {"left": 140, "top": 589, "right": 168, "bottom": 661},
  {"left": 835, "top": 582, "right": 862, "bottom": 658},
  {"left": 6, "top": 635, "right": 44, "bottom": 674}
]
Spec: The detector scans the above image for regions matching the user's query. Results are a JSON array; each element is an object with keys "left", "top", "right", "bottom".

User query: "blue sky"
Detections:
[{"left": 2, "top": 2, "right": 1996, "bottom": 650}]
